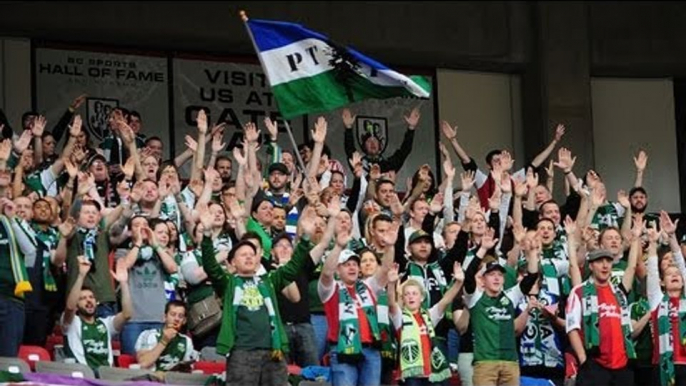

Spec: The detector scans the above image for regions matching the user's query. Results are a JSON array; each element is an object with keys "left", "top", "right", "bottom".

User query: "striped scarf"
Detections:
[
  {"left": 657, "top": 294, "right": 686, "bottom": 386},
  {"left": 31, "top": 222, "right": 59, "bottom": 291},
  {"left": 337, "top": 280, "right": 380, "bottom": 362},
  {"left": 399, "top": 308, "right": 451, "bottom": 382},
  {"left": 0, "top": 216, "right": 32, "bottom": 297},
  {"left": 376, "top": 290, "right": 396, "bottom": 361},
  {"left": 581, "top": 280, "right": 636, "bottom": 359},
  {"left": 232, "top": 276, "right": 283, "bottom": 360}
]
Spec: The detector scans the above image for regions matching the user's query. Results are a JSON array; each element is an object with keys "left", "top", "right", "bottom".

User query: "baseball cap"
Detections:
[
  {"left": 268, "top": 162, "right": 289, "bottom": 175},
  {"left": 483, "top": 261, "right": 507, "bottom": 275},
  {"left": 338, "top": 249, "right": 360, "bottom": 265},
  {"left": 409, "top": 230, "right": 433, "bottom": 245},
  {"left": 587, "top": 249, "right": 614, "bottom": 263},
  {"left": 228, "top": 240, "right": 258, "bottom": 262}
]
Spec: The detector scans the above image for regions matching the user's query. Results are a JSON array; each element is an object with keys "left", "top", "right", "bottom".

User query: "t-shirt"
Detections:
[
  {"left": 62, "top": 314, "right": 117, "bottom": 368},
  {"left": 234, "top": 277, "right": 272, "bottom": 350},
  {"left": 566, "top": 283, "right": 629, "bottom": 369},
  {"left": 277, "top": 256, "right": 315, "bottom": 324},
  {"left": 120, "top": 248, "right": 167, "bottom": 323},
  {"left": 318, "top": 276, "right": 383, "bottom": 344},
  {"left": 466, "top": 285, "right": 524, "bottom": 363},
  {"left": 516, "top": 293, "right": 564, "bottom": 369},
  {"left": 66, "top": 225, "right": 116, "bottom": 304},
  {"left": 134, "top": 329, "right": 196, "bottom": 371},
  {"left": 629, "top": 299, "right": 654, "bottom": 366}
]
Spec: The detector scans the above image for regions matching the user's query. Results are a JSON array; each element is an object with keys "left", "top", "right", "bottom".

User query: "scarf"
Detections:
[
  {"left": 657, "top": 294, "right": 686, "bottom": 386},
  {"left": 77, "top": 227, "right": 99, "bottom": 263},
  {"left": 406, "top": 261, "right": 448, "bottom": 309},
  {"left": 31, "top": 223, "right": 59, "bottom": 291},
  {"left": 337, "top": 280, "right": 380, "bottom": 362},
  {"left": 160, "top": 196, "right": 181, "bottom": 229},
  {"left": 591, "top": 203, "right": 620, "bottom": 230},
  {"left": 399, "top": 308, "right": 451, "bottom": 382},
  {"left": 0, "top": 216, "right": 32, "bottom": 297},
  {"left": 581, "top": 280, "right": 635, "bottom": 359},
  {"left": 232, "top": 276, "right": 283, "bottom": 360},
  {"left": 155, "top": 329, "right": 187, "bottom": 371},
  {"left": 376, "top": 290, "right": 396, "bottom": 361}
]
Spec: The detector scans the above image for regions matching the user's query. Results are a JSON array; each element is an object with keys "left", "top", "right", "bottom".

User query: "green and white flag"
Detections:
[{"left": 244, "top": 15, "right": 432, "bottom": 119}]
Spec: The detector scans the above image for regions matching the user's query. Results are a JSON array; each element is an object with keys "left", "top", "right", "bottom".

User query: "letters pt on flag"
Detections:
[{"left": 244, "top": 17, "right": 432, "bottom": 119}]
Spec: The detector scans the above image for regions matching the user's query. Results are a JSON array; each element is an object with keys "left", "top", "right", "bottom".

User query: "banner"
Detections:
[{"left": 35, "top": 47, "right": 170, "bottom": 157}]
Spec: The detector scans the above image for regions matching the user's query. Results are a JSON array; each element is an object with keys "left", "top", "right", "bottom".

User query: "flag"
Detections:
[{"left": 244, "top": 17, "right": 432, "bottom": 119}]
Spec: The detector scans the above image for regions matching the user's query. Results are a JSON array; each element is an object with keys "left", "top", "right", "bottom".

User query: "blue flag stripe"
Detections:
[{"left": 247, "top": 19, "right": 390, "bottom": 71}]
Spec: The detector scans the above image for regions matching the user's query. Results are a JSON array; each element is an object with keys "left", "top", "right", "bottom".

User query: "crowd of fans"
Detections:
[{"left": 0, "top": 92, "right": 682, "bottom": 386}]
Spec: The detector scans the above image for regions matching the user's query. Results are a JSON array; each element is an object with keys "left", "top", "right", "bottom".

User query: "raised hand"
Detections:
[
  {"left": 13, "top": 130, "right": 32, "bottom": 155},
  {"left": 311, "top": 116, "right": 327, "bottom": 144},
  {"left": 77, "top": 255, "right": 92, "bottom": 277},
  {"left": 631, "top": 218, "right": 646, "bottom": 240},
  {"left": 209, "top": 122, "right": 227, "bottom": 140},
  {"left": 58, "top": 217, "right": 77, "bottom": 239},
  {"left": 341, "top": 108, "right": 356, "bottom": 128},
  {"left": 389, "top": 192, "right": 404, "bottom": 217},
  {"left": 77, "top": 172, "right": 95, "bottom": 197},
  {"left": 244, "top": 122, "right": 260, "bottom": 144},
  {"left": 212, "top": 131, "right": 226, "bottom": 153},
  {"left": 590, "top": 186, "right": 605, "bottom": 208},
  {"left": 460, "top": 170, "right": 475, "bottom": 192},
  {"left": 554, "top": 124, "right": 566, "bottom": 142},
  {"left": 119, "top": 122, "right": 135, "bottom": 145},
  {"left": 264, "top": 116, "right": 279, "bottom": 141},
  {"left": 439, "top": 142, "right": 451, "bottom": 161},
  {"left": 452, "top": 261, "right": 465, "bottom": 283},
  {"left": 429, "top": 192, "right": 444, "bottom": 214},
  {"left": 512, "top": 222, "right": 527, "bottom": 244},
  {"left": 203, "top": 168, "right": 220, "bottom": 186},
  {"left": 404, "top": 107, "right": 421, "bottom": 129},
  {"left": 70, "top": 94, "right": 87, "bottom": 110},
  {"left": 130, "top": 181, "right": 145, "bottom": 203},
  {"left": 196, "top": 109, "right": 208, "bottom": 134},
  {"left": 31, "top": 115, "right": 47, "bottom": 137},
  {"left": 480, "top": 227, "right": 499, "bottom": 250},
  {"left": 553, "top": 147, "right": 576, "bottom": 174},
  {"left": 122, "top": 156, "right": 135, "bottom": 180},
  {"left": 646, "top": 226, "right": 660, "bottom": 244},
  {"left": 563, "top": 215, "right": 578, "bottom": 239},
  {"left": 441, "top": 120, "right": 457, "bottom": 140},
  {"left": 659, "top": 210, "right": 679, "bottom": 236},
  {"left": 617, "top": 190, "right": 630, "bottom": 209},
  {"left": 69, "top": 115, "right": 83, "bottom": 137},
  {"left": 327, "top": 196, "right": 341, "bottom": 218},
  {"left": 388, "top": 263, "right": 400, "bottom": 284},
  {"left": 544, "top": 159, "right": 555, "bottom": 179},
  {"left": 227, "top": 196, "right": 247, "bottom": 220},
  {"left": 184, "top": 135, "right": 198, "bottom": 153},
  {"left": 232, "top": 145, "right": 246, "bottom": 166},
  {"left": 513, "top": 178, "right": 528, "bottom": 198},
  {"left": 379, "top": 221, "right": 400, "bottom": 247},
  {"left": 634, "top": 150, "right": 648, "bottom": 173},
  {"left": 465, "top": 197, "right": 481, "bottom": 222},
  {"left": 526, "top": 168, "right": 539, "bottom": 189},
  {"left": 499, "top": 150, "right": 514, "bottom": 172},
  {"left": 109, "top": 261, "right": 129, "bottom": 283},
  {"left": 0, "top": 139, "right": 11, "bottom": 161},
  {"left": 488, "top": 186, "right": 502, "bottom": 211}
]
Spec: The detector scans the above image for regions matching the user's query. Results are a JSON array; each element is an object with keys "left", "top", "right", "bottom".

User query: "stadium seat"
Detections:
[
  {"left": 0, "top": 357, "right": 31, "bottom": 374},
  {"left": 18, "top": 345, "right": 51, "bottom": 371},
  {"left": 192, "top": 360, "right": 226, "bottom": 375},
  {"left": 298, "top": 381, "right": 331, "bottom": 386},
  {"left": 199, "top": 346, "right": 224, "bottom": 362},
  {"left": 116, "top": 353, "right": 138, "bottom": 368},
  {"left": 97, "top": 365, "right": 156, "bottom": 381},
  {"left": 165, "top": 370, "right": 211, "bottom": 385},
  {"left": 35, "top": 360, "right": 96, "bottom": 379},
  {"left": 45, "top": 334, "right": 64, "bottom": 360}
]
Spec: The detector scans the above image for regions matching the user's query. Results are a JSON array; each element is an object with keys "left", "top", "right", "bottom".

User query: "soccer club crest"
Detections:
[
  {"left": 86, "top": 97, "right": 119, "bottom": 141},
  {"left": 355, "top": 116, "right": 388, "bottom": 157}
]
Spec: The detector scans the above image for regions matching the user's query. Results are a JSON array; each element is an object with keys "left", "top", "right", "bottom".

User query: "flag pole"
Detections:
[{"left": 239, "top": 10, "right": 308, "bottom": 175}]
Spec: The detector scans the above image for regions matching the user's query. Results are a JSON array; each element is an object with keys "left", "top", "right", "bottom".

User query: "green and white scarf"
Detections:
[
  {"left": 77, "top": 227, "right": 99, "bottom": 262},
  {"left": 337, "top": 280, "right": 380, "bottom": 362},
  {"left": 591, "top": 203, "right": 620, "bottom": 231},
  {"left": 399, "top": 308, "right": 451, "bottom": 382},
  {"left": 376, "top": 290, "right": 396, "bottom": 361},
  {"left": 406, "top": 261, "right": 447, "bottom": 309},
  {"left": 657, "top": 294, "right": 686, "bottom": 386},
  {"left": 581, "top": 280, "right": 636, "bottom": 359},
  {"left": 0, "top": 216, "right": 32, "bottom": 297},
  {"left": 32, "top": 223, "right": 59, "bottom": 291},
  {"left": 154, "top": 330, "right": 187, "bottom": 371},
  {"left": 232, "top": 276, "right": 283, "bottom": 360}
]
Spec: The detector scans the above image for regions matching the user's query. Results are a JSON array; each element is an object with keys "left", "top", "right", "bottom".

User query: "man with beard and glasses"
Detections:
[{"left": 61, "top": 256, "right": 133, "bottom": 369}]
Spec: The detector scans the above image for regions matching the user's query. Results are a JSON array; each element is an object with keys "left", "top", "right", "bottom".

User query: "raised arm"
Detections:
[
  {"left": 633, "top": 150, "right": 647, "bottom": 188},
  {"left": 342, "top": 109, "right": 357, "bottom": 163},
  {"left": 380, "top": 107, "right": 419, "bottom": 173},
  {"left": 63, "top": 256, "right": 91, "bottom": 327},
  {"left": 193, "top": 110, "right": 209, "bottom": 183},
  {"left": 307, "top": 117, "right": 327, "bottom": 179},
  {"left": 622, "top": 217, "right": 643, "bottom": 291},
  {"left": 434, "top": 262, "right": 465, "bottom": 316},
  {"left": 564, "top": 216, "right": 583, "bottom": 287},
  {"left": 441, "top": 120, "right": 471, "bottom": 164},
  {"left": 531, "top": 124, "right": 565, "bottom": 168},
  {"left": 199, "top": 206, "right": 229, "bottom": 297},
  {"left": 30, "top": 116, "right": 47, "bottom": 167},
  {"left": 308, "top": 199, "right": 340, "bottom": 265}
]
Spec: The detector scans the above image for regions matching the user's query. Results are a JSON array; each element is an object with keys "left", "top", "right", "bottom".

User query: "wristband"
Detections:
[{"left": 564, "top": 170, "right": 572, "bottom": 175}]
